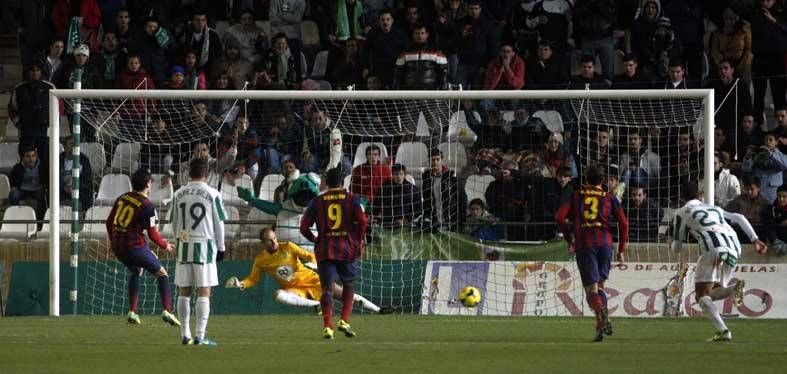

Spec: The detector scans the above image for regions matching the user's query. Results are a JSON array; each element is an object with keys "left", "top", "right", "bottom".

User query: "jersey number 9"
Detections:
[{"left": 328, "top": 203, "right": 342, "bottom": 230}]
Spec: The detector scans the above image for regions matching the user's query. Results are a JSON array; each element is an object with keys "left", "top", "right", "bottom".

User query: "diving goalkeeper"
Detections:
[{"left": 225, "top": 228, "right": 395, "bottom": 314}]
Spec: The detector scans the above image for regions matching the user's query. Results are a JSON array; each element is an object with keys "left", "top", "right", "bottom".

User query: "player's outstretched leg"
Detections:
[
  {"left": 275, "top": 290, "right": 321, "bottom": 307},
  {"left": 698, "top": 295, "right": 731, "bottom": 342},
  {"left": 178, "top": 295, "right": 192, "bottom": 344},
  {"left": 708, "top": 284, "right": 736, "bottom": 302},
  {"left": 352, "top": 294, "right": 381, "bottom": 313},
  {"left": 127, "top": 271, "right": 142, "bottom": 324}
]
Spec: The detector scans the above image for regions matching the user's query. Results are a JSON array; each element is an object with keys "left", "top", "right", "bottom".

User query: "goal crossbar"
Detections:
[{"left": 46, "top": 89, "right": 715, "bottom": 316}]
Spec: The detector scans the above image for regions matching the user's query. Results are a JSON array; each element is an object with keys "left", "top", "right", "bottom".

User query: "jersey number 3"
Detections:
[
  {"left": 328, "top": 203, "right": 343, "bottom": 230},
  {"left": 583, "top": 197, "right": 599, "bottom": 221}
]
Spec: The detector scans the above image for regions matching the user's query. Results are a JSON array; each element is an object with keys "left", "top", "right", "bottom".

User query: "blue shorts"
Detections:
[
  {"left": 317, "top": 260, "right": 357, "bottom": 291},
  {"left": 575, "top": 246, "right": 613, "bottom": 287},
  {"left": 113, "top": 246, "right": 163, "bottom": 275}
]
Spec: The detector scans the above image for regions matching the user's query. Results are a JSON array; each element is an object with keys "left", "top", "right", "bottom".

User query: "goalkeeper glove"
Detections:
[
  {"left": 237, "top": 186, "right": 254, "bottom": 202},
  {"left": 225, "top": 276, "right": 245, "bottom": 290}
]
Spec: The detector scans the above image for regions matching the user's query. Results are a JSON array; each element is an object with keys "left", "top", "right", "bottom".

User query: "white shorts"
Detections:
[
  {"left": 694, "top": 247, "right": 735, "bottom": 287},
  {"left": 175, "top": 263, "right": 219, "bottom": 288}
]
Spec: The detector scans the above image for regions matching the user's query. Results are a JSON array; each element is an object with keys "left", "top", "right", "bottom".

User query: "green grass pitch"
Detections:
[{"left": 1, "top": 315, "right": 785, "bottom": 373}]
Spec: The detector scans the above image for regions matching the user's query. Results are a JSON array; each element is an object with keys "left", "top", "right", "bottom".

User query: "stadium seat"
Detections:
[
  {"left": 301, "top": 20, "right": 321, "bottom": 48},
  {"left": 159, "top": 208, "right": 174, "bottom": 239},
  {"left": 240, "top": 209, "right": 275, "bottom": 240},
  {"left": 110, "top": 142, "right": 141, "bottom": 174},
  {"left": 224, "top": 206, "right": 241, "bottom": 239},
  {"left": 0, "top": 142, "right": 20, "bottom": 175},
  {"left": 310, "top": 50, "right": 329, "bottom": 80},
  {"left": 533, "top": 110, "right": 564, "bottom": 133},
  {"left": 343, "top": 174, "right": 351, "bottom": 189},
  {"left": 465, "top": 174, "right": 495, "bottom": 204},
  {"left": 81, "top": 206, "right": 113, "bottom": 239},
  {"left": 3, "top": 119, "right": 18, "bottom": 142},
  {"left": 149, "top": 174, "right": 174, "bottom": 206},
  {"left": 96, "top": 174, "right": 132, "bottom": 206},
  {"left": 353, "top": 142, "right": 390, "bottom": 167},
  {"left": 258, "top": 174, "right": 284, "bottom": 201},
  {"left": 438, "top": 142, "right": 468, "bottom": 171},
  {"left": 395, "top": 142, "right": 429, "bottom": 171},
  {"left": 37, "top": 206, "right": 74, "bottom": 239},
  {"left": 81, "top": 142, "right": 106, "bottom": 174},
  {"left": 0, "top": 174, "right": 9, "bottom": 204},
  {"left": 0, "top": 205, "right": 37, "bottom": 239},
  {"left": 221, "top": 174, "right": 254, "bottom": 207}
]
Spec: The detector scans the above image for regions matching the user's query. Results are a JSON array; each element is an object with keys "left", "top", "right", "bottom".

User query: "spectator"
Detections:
[
  {"left": 510, "top": 109, "right": 550, "bottom": 152},
  {"left": 350, "top": 144, "right": 392, "bottom": 203},
  {"left": 178, "top": 141, "right": 235, "bottom": 188},
  {"left": 165, "top": 65, "right": 187, "bottom": 89},
  {"left": 212, "top": 40, "right": 254, "bottom": 90},
  {"left": 612, "top": 53, "right": 652, "bottom": 89},
  {"left": 398, "top": 3, "right": 425, "bottom": 36},
  {"left": 531, "top": 0, "right": 571, "bottom": 59},
  {"left": 269, "top": 0, "right": 306, "bottom": 46},
  {"left": 573, "top": 0, "right": 618, "bottom": 79},
  {"left": 141, "top": 116, "right": 175, "bottom": 175},
  {"left": 127, "top": 0, "right": 174, "bottom": 28},
  {"left": 582, "top": 126, "right": 618, "bottom": 175},
  {"left": 726, "top": 175, "right": 770, "bottom": 226},
  {"left": 9, "top": 145, "right": 49, "bottom": 220},
  {"left": 273, "top": 158, "right": 301, "bottom": 204},
  {"left": 763, "top": 185, "right": 787, "bottom": 254},
  {"left": 207, "top": 72, "right": 240, "bottom": 123},
  {"left": 225, "top": 9, "right": 267, "bottom": 63},
  {"left": 743, "top": 132, "right": 787, "bottom": 203},
  {"left": 59, "top": 138, "right": 93, "bottom": 211},
  {"left": 117, "top": 54, "right": 156, "bottom": 117},
  {"left": 112, "top": 8, "right": 134, "bottom": 54},
  {"left": 16, "top": 0, "right": 54, "bottom": 67},
  {"left": 463, "top": 198, "right": 501, "bottom": 241},
  {"left": 373, "top": 163, "right": 422, "bottom": 227},
  {"left": 630, "top": 0, "right": 668, "bottom": 78},
  {"left": 556, "top": 166, "right": 574, "bottom": 204},
  {"left": 663, "top": 58, "right": 689, "bottom": 89},
  {"left": 52, "top": 0, "right": 101, "bottom": 52},
  {"left": 395, "top": 24, "right": 449, "bottom": 89},
  {"left": 525, "top": 40, "right": 568, "bottom": 89},
  {"left": 364, "top": 9, "right": 408, "bottom": 88},
  {"left": 8, "top": 63, "right": 56, "bottom": 163},
  {"left": 483, "top": 43, "right": 525, "bottom": 90},
  {"left": 131, "top": 16, "right": 175, "bottom": 86},
  {"left": 732, "top": 0, "right": 787, "bottom": 127},
  {"left": 541, "top": 132, "right": 577, "bottom": 178},
  {"left": 265, "top": 33, "right": 308, "bottom": 89},
  {"left": 503, "top": 0, "right": 540, "bottom": 56},
  {"left": 775, "top": 108, "right": 787, "bottom": 152},
  {"left": 181, "top": 10, "right": 224, "bottom": 75},
  {"left": 454, "top": 0, "right": 495, "bottom": 88},
  {"left": 714, "top": 127, "right": 736, "bottom": 161},
  {"left": 661, "top": 0, "right": 704, "bottom": 84},
  {"left": 709, "top": 8, "right": 753, "bottom": 82},
  {"left": 706, "top": 60, "right": 752, "bottom": 134},
  {"left": 569, "top": 55, "right": 610, "bottom": 89},
  {"left": 422, "top": 149, "right": 466, "bottom": 232},
  {"left": 63, "top": 44, "right": 101, "bottom": 90},
  {"left": 182, "top": 49, "right": 208, "bottom": 90},
  {"left": 619, "top": 129, "right": 661, "bottom": 184},
  {"left": 738, "top": 113, "right": 765, "bottom": 156},
  {"left": 624, "top": 185, "right": 660, "bottom": 242},
  {"left": 328, "top": 39, "right": 365, "bottom": 89},
  {"left": 699, "top": 152, "right": 741, "bottom": 208},
  {"left": 302, "top": 109, "right": 350, "bottom": 174},
  {"left": 329, "top": 0, "right": 365, "bottom": 42},
  {"left": 92, "top": 31, "right": 127, "bottom": 88},
  {"left": 39, "top": 39, "right": 68, "bottom": 88},
  {"left": 605, "top": 165, "right": 625, "bottom": 202},
  {"left": 433, "top": 2, "right": 464, "bottom": 84}
]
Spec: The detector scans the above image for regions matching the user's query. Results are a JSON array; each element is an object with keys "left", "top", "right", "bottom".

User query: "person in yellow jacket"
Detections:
[{"left": 225, "top": 228, "right": 396, "bottom": 314}]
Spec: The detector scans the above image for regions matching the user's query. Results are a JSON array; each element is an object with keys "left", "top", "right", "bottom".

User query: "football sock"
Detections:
[
  {"left": 353, "top": 294, "right": 380, "bottom": 313},
  {"left": 320, "top": 292, "right": 334, "bottom": 328},
  {"left": 275, "top": 290, "right": 320, "bottom": 307},
  {"left": 128, "top": 272, "right": 140, "bottom": 312},
  {"left": 699, "top": 295, "right": 728, "bottom": 332},
  {"left": 195, "top": 297, "right": 210, "bottom": 340},
  {"left": 157, "top": 275, "right": 173, "bottom": 312},
  {"left": 709, "top": 285, "right": 735, "bottom": 301},
  {"left": 178, "top": 296, "right": 191, "bottom": 339},
  {"left": 586, "top": 292, "right": 603, "bottom": 329},
  {"left": 341, "top": 283, "right": 355, "bottom": 322},
  {"left": 598, "top": 289, "right": 608, "bottom": 307}
]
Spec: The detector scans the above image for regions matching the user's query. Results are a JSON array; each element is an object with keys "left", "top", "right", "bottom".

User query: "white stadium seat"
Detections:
[
  {"left": 438, "top": 142, "right": 468, "bottom": 171},
  {"left": 110, "top": 142, "right": 140, "bottom": 173},
  {"left": 0, "top": 142, "right": 20, "bottom": 175},
  {"left": 258, "top": 174, "right": 284, "bottom": 201},
  {"left": 0, "top": 205, "right": 37, "bottom": 239},
  {"left": 465, "top": 174, "right": 495, "bottom": 204},
  {"left": 395, "top": 142, "right": 429, "bottom": 171},
  {"left": 81, "top": 206, "right": 113, "bottom": 239},
  {"left": 149, "top": 174, "right": 174, "bottom": 206},
  {"left": 96, "top": 174, "right": 132, "bottom": 206},
  {"left": 38, "top": 206, "right": 74, "bottom": 239}
]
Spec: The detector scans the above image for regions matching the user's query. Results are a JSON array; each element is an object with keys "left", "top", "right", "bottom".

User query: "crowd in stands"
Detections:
[{"left": 3, "top": 0, "right": 787, "bottom": 250}]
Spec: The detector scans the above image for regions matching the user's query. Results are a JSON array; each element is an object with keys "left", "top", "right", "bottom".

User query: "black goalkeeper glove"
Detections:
[{"left": 216, "top": 251, "right": 225, "bottom": 262}]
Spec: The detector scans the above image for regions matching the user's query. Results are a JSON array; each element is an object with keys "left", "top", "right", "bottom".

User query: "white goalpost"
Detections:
[{"left": 47, "top": 88, "right": 715, "bottom": 317}]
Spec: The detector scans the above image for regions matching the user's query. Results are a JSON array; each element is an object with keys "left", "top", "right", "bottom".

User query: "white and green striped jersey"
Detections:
[
  {"left": 171, "top": 181, "right": 226, "bottom": 264},
  {"left": 671, "top": 199, "right": 759, "bottom": 260}
]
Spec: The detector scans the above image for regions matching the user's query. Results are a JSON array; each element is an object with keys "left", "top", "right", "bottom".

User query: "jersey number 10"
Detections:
[{"left": 113, "top": 201, "right": 135, "bottom": 228}]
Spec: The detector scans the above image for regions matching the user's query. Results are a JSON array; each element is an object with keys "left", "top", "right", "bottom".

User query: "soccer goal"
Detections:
[{"left": 47, "top": 88, "right": 714, "bottom": 317}]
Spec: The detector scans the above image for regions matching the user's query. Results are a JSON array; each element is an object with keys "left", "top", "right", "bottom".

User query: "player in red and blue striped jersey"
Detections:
[
  {"left": 555, "top": 165, "right": 628, "bottom": 342},
  {"left": 106, "top": 168, "right": 180, "bottom": 327},
  {"left": 300, "top": 167, "right": 368, "bottom": 339}
]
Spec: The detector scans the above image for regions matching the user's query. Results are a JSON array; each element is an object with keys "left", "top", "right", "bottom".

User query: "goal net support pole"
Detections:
[{"left": 47, "top": 88, "right": 714, "bottom": 316}]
